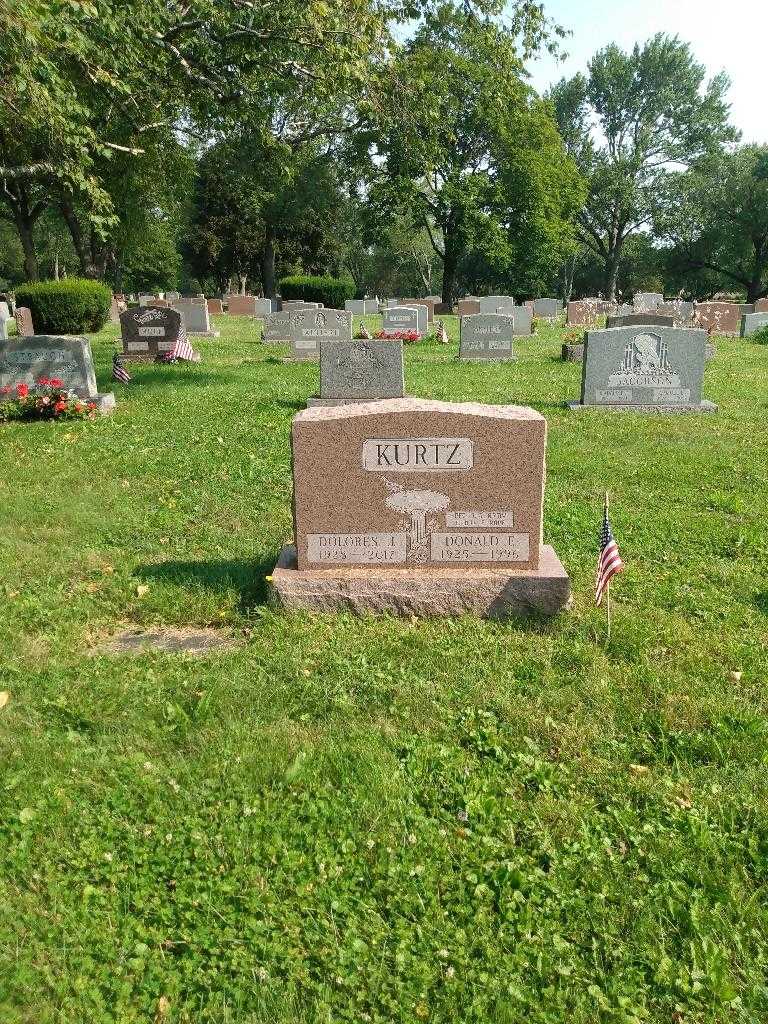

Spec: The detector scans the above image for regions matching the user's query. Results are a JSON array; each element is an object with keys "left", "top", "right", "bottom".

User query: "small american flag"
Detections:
[
  {"left": 436, "top": 319, "right": 449, "bottom": 344},
  {"left": 112, "top": 352, "right": 131, "bottom": 383},
  {"left": 596, "top": 496, "right": 623, "bottom": 605},
  {"left": 358, "top": 320, "right": 372, "bottom": 340},
  {"left": 168, "top": 322, "right": 196, "bottom": 362}
]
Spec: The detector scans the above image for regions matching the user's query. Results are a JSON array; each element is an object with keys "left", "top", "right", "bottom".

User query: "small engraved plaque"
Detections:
[
  {"left": 430, "top": 532, "right": 529, "bottom": 562},
  {"left": 362, "top": 437, "right": 473, "bottom": 472},
  {"left": 127, "top": 342, "right": 150, "bottom": 352},
  {"left": 653, "top": 387, "right": 690, "bottom": 403},
  {"left": 595, "top": 388, "right": 633, "bottom": 403},
  {"left": 446, "top": 511, "right": 514, "bottom": 528},
  {"left": 157, "top": 342, "right": 174, "bottom": 352},
  {"left": 138, "top": 326, "right": 165, "bottom": 337},
  {"left": 307, "top": 532, "right": 407, "bottom": 564}
]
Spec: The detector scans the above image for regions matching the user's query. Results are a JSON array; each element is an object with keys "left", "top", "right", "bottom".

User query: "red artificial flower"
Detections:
[
  {"left": 87, "top": 402, "right": 96, "bottom": 410},
  {"left": 37, "top": 376, "right": 50, "bottom": 387},
  {"left": 53, "top": 400, "right": 67, "bottom": 414},
  {"left": 16, "top": 383, "right": 29, "bottom": 398},
  {"left": 0, "top": 385, "right": 11, "bottom": 396},
  {"left": 50, "top": 378, "right": 64, "bottom": 388}
]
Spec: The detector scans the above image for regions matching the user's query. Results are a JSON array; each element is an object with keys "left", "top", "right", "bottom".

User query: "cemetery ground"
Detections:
[{"left": 1, "top": 315, "right": 768, "bottom": 1024}]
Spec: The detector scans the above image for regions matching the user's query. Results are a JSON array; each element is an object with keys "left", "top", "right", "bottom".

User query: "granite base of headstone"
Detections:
[
  {"left": 307, "top": 338, "right": 406, "bottom": 407},
  {"left": 269, "top": 398, "right": 571, "bottom": 619},
  {"left": 567, "top": 325, "right": 716, "bottom": 413},
  {"left": 0, "top": 335, "right": 115, "bottom": 414}
]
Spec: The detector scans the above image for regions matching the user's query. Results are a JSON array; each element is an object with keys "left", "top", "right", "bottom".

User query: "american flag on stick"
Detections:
[
  {"left": 358, "top": 320, "right": 372, "bottom": 340},
  {"left": 164, "top": 322, "right": 197, "bottom": 362},
  {"left": 112, "top": 352, "right": 131, "bottom": 383},
  {"left": 436, "top": 319, "right": 449, "bottom": 344},
  {"left": 596, "top": 493, "right": 623, "bottom": 607}
]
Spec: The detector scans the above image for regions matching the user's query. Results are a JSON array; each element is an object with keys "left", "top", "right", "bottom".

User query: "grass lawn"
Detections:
[{"left": 1, "top": 313, "right": 767, "bottom": 1023}]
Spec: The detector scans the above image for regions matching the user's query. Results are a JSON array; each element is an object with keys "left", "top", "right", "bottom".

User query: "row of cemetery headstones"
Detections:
[{"left": 568, "top": 295, "right": 768, "bottom": 334}]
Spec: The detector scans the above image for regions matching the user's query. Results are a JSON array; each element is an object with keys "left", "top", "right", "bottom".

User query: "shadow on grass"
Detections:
[
  {"left": 274, "top": 398, "right": 307, "bottom": 411},
  {"left": 754, "top": 591, "right": 768, "bottom": 615},
  {"left": 120, "top": 369, "right": 237, "bottom": 390},
  {"left": 136, "top": 555, "right": 276, "bottom": 611}
]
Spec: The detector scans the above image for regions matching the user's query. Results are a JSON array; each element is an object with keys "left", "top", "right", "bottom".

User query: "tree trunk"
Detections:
[
  {"left": 262, "top": 232, "right": 276, "bottom": 298},
  {"left": 59, "top": 197, "right": 91, "bottom": 276},
  {"left": 441, "top": 235, "right": 458, "bottom": 306},
  {"left": 16, "top": 217, "right": 39, "bottom": 281},
  {"left": 604, "top": 249, "right": 620, "bottom": 302}
]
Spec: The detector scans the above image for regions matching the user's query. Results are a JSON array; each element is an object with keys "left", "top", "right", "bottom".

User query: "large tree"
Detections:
[
  {"left": 655, "top": 146, "right": 768, "bottom": 302},
  {"left": 371, "top": 7, "right": 582, "bottom": 304},
  {"left": 548, "top": 34, "right": 737, "bottom": 300}
]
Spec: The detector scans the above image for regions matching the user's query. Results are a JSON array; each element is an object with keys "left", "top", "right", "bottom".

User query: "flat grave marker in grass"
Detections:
[{"left": 271, "top": 397, "right": 570, "bottom": 617}]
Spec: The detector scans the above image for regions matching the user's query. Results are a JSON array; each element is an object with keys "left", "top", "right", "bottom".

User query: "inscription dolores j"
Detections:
[{"left": 362, "top": 437, "right": 473, "bottom": 472}]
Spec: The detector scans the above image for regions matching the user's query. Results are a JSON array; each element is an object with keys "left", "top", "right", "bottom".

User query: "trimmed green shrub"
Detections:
[
  {"left": 14, "top": 279, "right": 112, "bottom": 335},
  {"left": 279, "top": 274, "right": 355, "bottom": 309},
  {"left": 751, "top": 325, "right": 768, "bottom": 344}
]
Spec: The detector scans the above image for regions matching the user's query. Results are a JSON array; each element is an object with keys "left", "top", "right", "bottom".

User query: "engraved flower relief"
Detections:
[{"left": 383, "top": 478, "right": 450, "bottom": 564}]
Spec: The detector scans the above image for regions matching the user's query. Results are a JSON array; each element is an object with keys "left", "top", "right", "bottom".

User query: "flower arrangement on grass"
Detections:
[
  {"left": 374, "top": 329, "right": 421, "bottom": 343},
  {"left": 0, "top": 379, "right": 97, "bottom": 422}
]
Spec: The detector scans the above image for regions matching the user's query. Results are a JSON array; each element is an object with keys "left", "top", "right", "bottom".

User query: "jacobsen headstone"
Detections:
[
  {"left": 568, "top": 326, "right": 716, "bottom": 413},
  {"left": 307, "top": 338, "right": 405, "bottom": 406},
  {"left": 120, "top": 307, "right": 184, "bottom": 361},
  {"left": 0, "top": 336, "right": 115, "bottom": 413},
  {"left": 288, "top": 308, "right": 352, "bottom": 361},
  {"left": 270, "top": 398, "right": 570, "bottom": 618},
  {"left": 459, "top": 313, "right": 515, "bottom": 361},
  {"left": 382, "top": 306, "right": 420, "bottom": 336}
]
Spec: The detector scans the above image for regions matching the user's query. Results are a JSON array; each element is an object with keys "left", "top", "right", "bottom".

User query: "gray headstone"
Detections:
[
  {"left": 400, "top": 303, "right": 428, "bottom": 335},
  {"left": 345, "top": 299, "right": 366, "bottom": 314},
  {"left": 741, "top": 312, "right": 768, "bottom": 337},
  {"left": 633, "top": 292, "right": 663, "bottom": 312},
  {"left": 657, "top": 300, "right": 694, "bottom": 323},
  {"left": 382, "top": 306, "right": 420, "bottom": 335},
  {"left": 138, "top": 294, "right": 154, "bottom": 307},
  {"left": 288, "top": 308, "right": 352, "bottom": 361},
  {"left": 606, "top": 313, "right": 675, "bottom": 329},
  {"left": 263, "top": 311, "right": 291, "bottom": 341},
  {"left": 254, "top": 298, "right": 274, "bottom": 317},
  {"left": 165, "top": 291, "right": 181, "bottom": 301},
  {"left": 318, "top": 339, "right": 405, "bottom": 400},
  {"left": 0, "top": 335, "right": 98, "bottom": 398},
  {"left": 577, "top": 326, "right": 714, "bottom": 411},
  {"left": 172, "top": 298, "right": 218, "bottom": 336},
  {"left": 478, "top": 295, "right": 515, "bottom": 315},
  {"left": 459, "top": 314, "right": 515, "bottom": 361},
  {"left": 509, "top": 304, "right": 533, "bottom": 336},
  {"left": 120, "top": 307, "right": 184, "bottom": 361},
  {"left": 533, "top": 298, "right": 562, "bottom": 318}
]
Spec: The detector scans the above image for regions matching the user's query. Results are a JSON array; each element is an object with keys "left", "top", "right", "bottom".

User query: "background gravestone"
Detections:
[
  {"left": 504, "top": 304, "right": 533, "bottom": 335},
  {"left": 172, "top": 298, "right": 219, "bottom": 337},
  {"left": 262, "top": 311, "right": 290, "bottom": 342},
  {"left": 533, "top": 298, "right": 562, "bottom": 318},
  {"left": 254, "top": 298, "right": 274, "bottom": 316},
  {"left": 308, "top": 338, "right": 405, "bottom": 406},
  {"left": 382, "top": 306, "right": 420, "bottom": 335},
  {"left": 657, "top": 300, "right": 694, "bottom": 323},
  {"left": 15, "top": 307, "right": 34, "bottom": 336},
  {"left": 270, "top": 398, "right": 570, "bottom": 618},
  {"left": 478, "top": 295, "right": 515, "bottom": 315},
  {"left": 226, "top": 295, "right": 257, "bottom": 315},
  {"left": 456, "top": 299, "right": 481, "bottom": 317},
  {"left": 633, "top": 292, "right": 663, "bottom": 311},
  {"left": 288, "top": 308, "right": 352, "bottom": 361},
  {"left": 0, "top": 302, "right": 11, "bottom": 341},
  {"left": 606, "top": 313, "right": 675, "bottom": 329},
  {"left": 0, "top": 336, "right": 115, "bottom": 413},
  {"left": 207, "top": 298, "right": 223, "bottom": 315},
  {"left": 755, "top": 298, "right": 768, "bottom": 313},
  {"left": 694, "top": 302, "right": 741, "bottom": 335},
  {"left": 570, "top": 326, "right": 716, "bottom": 412},
  {"left": 120, "top": 307, "right": 184, "bottom": 361},
  {"left": 741, "top": 312, "right": 768, "bottom": 337},
  {"left": 459, "top": 313, "right": 515, "bottom": 361}
]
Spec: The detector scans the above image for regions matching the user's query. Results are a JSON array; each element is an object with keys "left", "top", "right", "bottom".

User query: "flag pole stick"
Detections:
[{"left": 604, "top": 491, "right": 611, "bottom": 643}]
